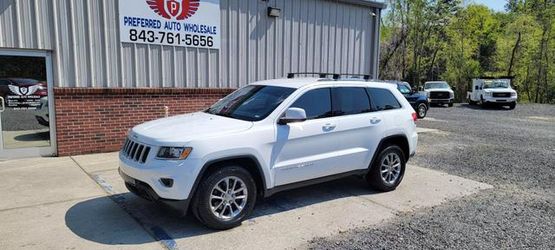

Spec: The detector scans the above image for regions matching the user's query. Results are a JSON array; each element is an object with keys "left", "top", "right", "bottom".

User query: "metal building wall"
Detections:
[{"left": 0, "top": 0, "right": 382, "bottom": 89}]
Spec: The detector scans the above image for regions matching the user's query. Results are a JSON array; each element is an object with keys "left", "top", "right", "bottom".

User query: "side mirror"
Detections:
[
  {"left": 279, "top": 108, "right": 307, "bottom": 125},
  {"left": 412, "top": 87, "right": 418, "bottom": 93},
  {"left": 418, "top": 86, "right": 424, "bottom": 91}
]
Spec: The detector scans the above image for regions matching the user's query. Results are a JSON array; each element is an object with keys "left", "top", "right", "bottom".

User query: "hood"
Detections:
[
  {"left": 130, "top": 112, "right": 254, "bottom": 145},
  {"left": 425, "top": 88, "right": 454, "bottom": 93},
  {"left": 483, "top": 88, "right": 516, "bottom": 93}
]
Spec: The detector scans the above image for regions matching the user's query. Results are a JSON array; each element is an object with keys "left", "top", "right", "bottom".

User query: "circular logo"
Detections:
[{"left": 146, "top": 0, "right": 200, "bottom": 20}]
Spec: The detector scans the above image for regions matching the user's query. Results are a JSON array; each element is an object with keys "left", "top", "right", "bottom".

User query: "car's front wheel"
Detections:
[
  {"left": 367, "top": 145, "right": 406, "bottom": 192},
  {"left": 192, "top": 166, "right": 257, "bottom": 230},
  {"left": 509, "top": 102, "right": 516, "bottom": 110},
  {"left": 416, "top": 103, "right": 427, "bottom": 118}
]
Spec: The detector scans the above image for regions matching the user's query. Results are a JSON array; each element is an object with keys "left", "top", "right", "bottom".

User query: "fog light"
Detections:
[{"left": 160, "top": 178, "right": 174, "bottom": 188}]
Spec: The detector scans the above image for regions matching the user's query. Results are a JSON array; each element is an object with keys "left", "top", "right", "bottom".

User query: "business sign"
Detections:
[
  {"left": 7, "top": 85, "right": 42, "bottom": 110},
  {"left": 119, "top": 0, "right": 220, "bottom": 49}
]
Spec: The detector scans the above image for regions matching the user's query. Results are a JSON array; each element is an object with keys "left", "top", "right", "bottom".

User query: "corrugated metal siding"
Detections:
[{"left": 0, "top": 0, "right": 381, "bottom": 88}]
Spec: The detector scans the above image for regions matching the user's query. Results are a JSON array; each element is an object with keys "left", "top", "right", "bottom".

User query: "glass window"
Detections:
[
  {"left": 333, "top": 87, "right": 372, "bottom": 116},
  {"left": 398, "top": 85, "right": 412, "bottom": 94},
  {"left": 483, "top": 80, "right": 510, "bottom": 89},
  {"left": 367, "top": 88, "right": 402, "bottom": 111},
  {"left": 424, "top": 82, "right": 450, "bottom": 89},
  {"left": 291, "top": 88, "right": 332, "bottom": 119},
  {"left": 205, "top": 85, "right": 295, "bottom": 121}
]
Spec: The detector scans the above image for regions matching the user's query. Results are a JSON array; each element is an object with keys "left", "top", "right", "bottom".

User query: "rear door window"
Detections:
[
  {"left": 367, "top": 88, "right": 402, "bottom": 111},
  {"left": 332, "top": 87, "right": 372, "bottom": 116},
  {"left": 290, "top": 88, "right": 333, "bottom": 120}
]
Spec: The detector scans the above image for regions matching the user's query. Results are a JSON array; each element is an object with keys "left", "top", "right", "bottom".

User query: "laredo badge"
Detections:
[{"left": 146, "top": 0, "right": 200, "bottom": 20}]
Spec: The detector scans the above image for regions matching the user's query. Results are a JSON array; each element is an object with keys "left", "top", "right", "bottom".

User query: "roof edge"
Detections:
[{"left": 337, "top": 0, "right": 387, "bottom": 9}]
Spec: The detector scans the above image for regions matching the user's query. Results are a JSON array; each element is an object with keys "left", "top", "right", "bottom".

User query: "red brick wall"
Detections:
[{"left": 53, "top": 88, "right": 234, "bottom": 156}]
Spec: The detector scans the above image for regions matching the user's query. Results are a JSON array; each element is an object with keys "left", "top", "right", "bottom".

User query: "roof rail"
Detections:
[{"left": 287, "top": 72, "right": 372, "bottom": 81}]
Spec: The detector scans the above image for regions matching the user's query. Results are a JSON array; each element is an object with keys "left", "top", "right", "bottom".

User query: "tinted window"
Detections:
[
  {"left": 333, "top": 87, "right": 372, "bottom": 116},
  {"left": 291, "top": 88, "right": 332, "bottom": 119},
  {"left": 367, "top": 88, "right": 402, "bottom": 111},
  {"left": 398, "top": 85, "right": 411, "bottom": 94},
  {"left": 206, "top": 85, "right": 295, "bottom": 121}
]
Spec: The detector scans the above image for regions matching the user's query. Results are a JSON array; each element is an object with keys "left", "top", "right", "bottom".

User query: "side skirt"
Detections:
[{"left": 264, "top": 169, "right": 368, "bottom": 198}]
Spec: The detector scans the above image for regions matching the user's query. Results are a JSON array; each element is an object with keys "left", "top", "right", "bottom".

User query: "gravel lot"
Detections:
[
  {"left": 309, "top": 104, "right": 555, "bottom": 249},
  {"left": 1, "top": 108, "right": 46, "bottom": 131}
]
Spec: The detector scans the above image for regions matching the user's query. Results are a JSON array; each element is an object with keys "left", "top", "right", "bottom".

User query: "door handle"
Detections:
[
  {"left": 0, "top": 97, "right": 4, "bottom": 113},
  {"left": 370, "top": 117, "right": 382, "bottom": 125},
  {"left": 322, "top": 123, "right": 336, "bottom": 131}
]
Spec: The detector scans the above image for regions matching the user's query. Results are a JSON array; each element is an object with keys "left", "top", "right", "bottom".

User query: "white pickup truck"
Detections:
[{"left": 467, "top": 78, "right": 517, "bottom": 109}]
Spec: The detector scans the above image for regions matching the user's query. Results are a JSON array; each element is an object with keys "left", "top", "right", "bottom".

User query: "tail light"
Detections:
[{"left": 412, "top": 112, "right": 418, "bottom": 121}]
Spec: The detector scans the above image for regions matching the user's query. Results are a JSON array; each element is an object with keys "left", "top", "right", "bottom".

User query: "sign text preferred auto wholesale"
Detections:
[{"left": 119, "top": 0, "right": 220, "bottom": 49}]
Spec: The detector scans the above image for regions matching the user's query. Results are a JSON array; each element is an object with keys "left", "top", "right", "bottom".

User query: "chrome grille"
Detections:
[
  {"left": 122, "top": 138, "right": 151, "bottom": 164},
  {"left": 493, "top": 92, "right": 511, "bottom": 98},
  {"left": 429, "top": 91, "right": 450, "bottom": 99}
]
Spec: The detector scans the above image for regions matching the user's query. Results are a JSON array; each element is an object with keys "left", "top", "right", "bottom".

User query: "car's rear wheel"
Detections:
[
  {"left": 367, "top": 145, "right": 406, "bottom": 192},
  {"left": 416, "top": 103, "right": 427, "bottom": 118},
  {"left": 192, "top": 166, "right": 257, "bottom": 230}
]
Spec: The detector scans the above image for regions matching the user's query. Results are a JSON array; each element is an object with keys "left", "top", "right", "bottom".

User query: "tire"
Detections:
[
  {"left": 416, "top": 103, "right": 427, "bottom": 119},
  {"left": 469, "top": 100, "right": 477, "bottom": 105},
  {"left": 367, "top": 145, "right": 406, "bottom": 192},
  {"left": 191, "top": 166, "right": 257, "bottom": 230},
  {"left": 448, "top": 103, "right": 454, "bottom": 107},
  {"left": 509, "top": 102, "right": 516, "bottom": 110}
]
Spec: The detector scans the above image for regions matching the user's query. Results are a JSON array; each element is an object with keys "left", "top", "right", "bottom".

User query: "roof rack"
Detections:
[{"left": 287, "top": 72, "right": 372, "bottom": 81}]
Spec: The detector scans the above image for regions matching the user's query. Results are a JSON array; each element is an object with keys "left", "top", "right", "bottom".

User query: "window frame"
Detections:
[
  {"left": 331, "top": 86, "right": 374, "bottom": 117},
  {"left": 366, "top": 87, "right": 403, "bottom": 112},
  {"left": 287, "top": 87, "right": 334, "bottom": 121}
]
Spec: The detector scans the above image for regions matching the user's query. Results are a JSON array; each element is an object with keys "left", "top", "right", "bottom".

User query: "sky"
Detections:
[
  {"left": 378, "top": 0, "right": 507, "bottom": 12},
  {"left": 470, "top": 0, "right": 506, "bottom": 12}
]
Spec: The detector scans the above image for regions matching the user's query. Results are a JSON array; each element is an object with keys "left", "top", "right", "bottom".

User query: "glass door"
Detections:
[{"left": 0, "top": 49, "right": 56, "bottom": 158}]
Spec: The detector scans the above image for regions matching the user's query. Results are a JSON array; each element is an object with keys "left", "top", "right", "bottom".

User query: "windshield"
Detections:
[
  {"left": 205, "top": 85, "right": 295, "bottom": 122},
  {"left": 424, "top": 82, "right": 450, "bottom": 89},
  {"left": 483, "top": 80, "right": 510, "bottom": 89}
]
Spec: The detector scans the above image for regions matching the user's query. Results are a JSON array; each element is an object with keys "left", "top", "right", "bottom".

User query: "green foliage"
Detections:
[{"left": 380, "top": 0, "right": 555, "bottom": 103}]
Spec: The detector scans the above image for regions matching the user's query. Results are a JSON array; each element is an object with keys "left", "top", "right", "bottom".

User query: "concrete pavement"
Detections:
[{"left": 0, "top": 151, "right": 492, "bottom": 250}]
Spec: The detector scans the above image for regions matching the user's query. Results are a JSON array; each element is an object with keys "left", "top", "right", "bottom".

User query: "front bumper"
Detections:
[
  {"left": 119, "top": 153, "right": 202, "bottom": 201},
  {"left": 120, "top": 169, "right": 190, "bottom": 215},
  {"left": 483, "top": 97, "right": 517, "bottom": 103},
  {"left": 429, "top": 98, "right": 453, "bottom": 104}
]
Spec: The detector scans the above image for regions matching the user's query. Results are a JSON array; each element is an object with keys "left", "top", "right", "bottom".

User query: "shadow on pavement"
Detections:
[
  {"left": 65, "top": 176, "right": 376, "bottom": 245},
  {"left": 13, "top": 131, "right": 50, "bottom": 141},
  {"left": 459, "top": 103, "right": 513, "bottom": 111}
]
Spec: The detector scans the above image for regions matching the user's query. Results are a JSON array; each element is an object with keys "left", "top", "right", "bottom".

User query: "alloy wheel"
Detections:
[
  {"left": 209, "top": 176, "right": 248, "bottom": 221},
  {"left": 380, "top": 153, "right": 401, "bottom": 184}
]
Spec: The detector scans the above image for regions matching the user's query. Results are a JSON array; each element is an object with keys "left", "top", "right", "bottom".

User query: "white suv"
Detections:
[{"left": 119, "top": 75, "right": 419, "bottom": 229}]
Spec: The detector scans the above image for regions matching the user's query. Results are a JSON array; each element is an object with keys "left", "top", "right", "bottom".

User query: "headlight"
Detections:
[
  {"left": 511, "top": 92, "right": 517, "bottom": 97},
  {"left": 450, "top": 92, "right": 454, "bottom": 98},
  {"left": 157, "top": 147, "right": 193, "bottom": 160},
  {"left": 485, "top": 92, "right": 492, "bottom": 96}
]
